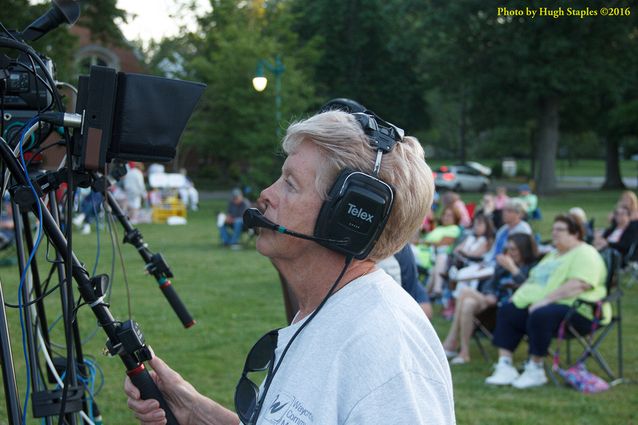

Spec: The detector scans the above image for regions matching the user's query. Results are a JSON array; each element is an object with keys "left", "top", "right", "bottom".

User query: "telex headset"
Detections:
[{"left": 313, "top": 99, "right": 405, "bottom": 259}]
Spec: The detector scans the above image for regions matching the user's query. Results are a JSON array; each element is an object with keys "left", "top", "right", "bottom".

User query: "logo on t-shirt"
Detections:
[
  {"left": 263, "top": 392, "right": 314, "bottom": 424},
  {"left": 269, "top": 395, "right": 289, "bottom": 415}
]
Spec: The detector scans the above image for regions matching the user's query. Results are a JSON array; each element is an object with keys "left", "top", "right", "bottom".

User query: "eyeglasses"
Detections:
[
  {"left": 234, "top": 329, "right": 279, "bottom": 425},
  {"left": 552, "top": 226, "right": 568, "bottom": 233}
]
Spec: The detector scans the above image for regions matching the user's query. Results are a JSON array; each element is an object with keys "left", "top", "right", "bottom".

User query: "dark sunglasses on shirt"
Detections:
[{"left": 234, "top": 329, "right": 279, "bottom": 425}]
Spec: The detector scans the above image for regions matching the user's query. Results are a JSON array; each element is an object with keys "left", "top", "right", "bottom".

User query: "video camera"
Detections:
[{"left": 1, "top": 0, "right": 205, "bottom": 171}]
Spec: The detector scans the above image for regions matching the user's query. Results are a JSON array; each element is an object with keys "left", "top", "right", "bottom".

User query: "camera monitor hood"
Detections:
[{"left": 75, "top": 65, "right": 206, "bottom": 170}]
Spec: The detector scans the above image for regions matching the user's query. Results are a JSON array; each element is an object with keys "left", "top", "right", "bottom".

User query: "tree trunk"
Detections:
[
  {"left": 534, "top": 96, "right": 560, "bottom": 195},
  {"left": 458, "top": 92, "right": 467, "bottom": 164},
  {"left": 601, "top": 135, "right": 626, "bottom": 189}
]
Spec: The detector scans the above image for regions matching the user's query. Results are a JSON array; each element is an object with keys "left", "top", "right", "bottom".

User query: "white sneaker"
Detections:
[
  {"left": 72, "top": 213, "right": 86, "bottom": 227},
  {"left": 216, "top": 213, "right": 227, "bottom": 228},
  {"left": 485, "top": 362, "right": 520, "bottom": 385},
  {"left": 81, "top": 223, "right": 91, "bottom": 235},
  {"left": 512, "top": 361, "right": 548, "bottom": 389},
  {"left": 444, "top": 349, "right": 458, "bottom": 359}
]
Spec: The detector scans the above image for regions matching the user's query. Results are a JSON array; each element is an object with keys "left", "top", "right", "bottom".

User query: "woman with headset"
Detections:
[{"left": 124, "top": 104, "right": 455, "bottom": 425}]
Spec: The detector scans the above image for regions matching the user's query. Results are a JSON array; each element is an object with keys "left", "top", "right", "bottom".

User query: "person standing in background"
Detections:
[{"left": 122, "top": 162, "right": 147, "bottom": 224}]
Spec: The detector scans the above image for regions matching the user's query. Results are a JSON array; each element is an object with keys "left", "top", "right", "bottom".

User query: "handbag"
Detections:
[{"left": 552, "top": 303, "right": 610, "bottom": 394}]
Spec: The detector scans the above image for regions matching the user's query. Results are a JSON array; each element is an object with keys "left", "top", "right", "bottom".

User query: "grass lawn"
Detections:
[{"left": 0, "top": 191, "right": 637, "bottom": 424}]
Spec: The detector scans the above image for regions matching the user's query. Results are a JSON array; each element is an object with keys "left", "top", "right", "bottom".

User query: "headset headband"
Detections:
[
  {"left": 318, "top": 98, "right": 405, "bottom": 177},
  {"left": 350, "top": 112, "right": 404, "bottom": 176}
]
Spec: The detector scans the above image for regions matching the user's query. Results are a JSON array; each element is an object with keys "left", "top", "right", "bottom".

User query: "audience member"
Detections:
[
  {"left": 614, "top": 190, "right": 638, "bottom": 221},
  {"left": 217, "top": 188, "right": 251, "bottom": 249},
  {"left": 494, "top": 186, "right": 509, "bottom": 210},
  {"left": 441, "top": 191, "right": 471, "bottom": 227},
  {"left": 594, "top": 205, "right": 638, "bottom": 258},
  {"left": 442, "top": 233, "right": 538, "bottom": 364},
  {"left": 448, "top": 213, "right": 495, "bottom": 295},
  {"left": 493, "top": 186, "right": 509, "bottom": 228},
  {"left": 449, "top": 199, "right": 532, "bottom": 285},
  {"left": 516, "top": 184, "right": 540, "bottom": 220},
  {"left": 122, "top": 162, "right": 147, "bottom": 224},
  {"left": 485, "top": 214, "right": 608, "bottom": 389},
  {"left": 453, "top": 213, "right": 495, "bottom": 262},
  {"left": 72, "top": 189, "right": 103, "bottom": 235},
  {"left": 377, "top": 244, "right": 433, "bottom": 319},
  {"left": 178, "top": 168, "right": 200, "bottom": 211},
  {"left": 475, "top": 193, "right": 499, "bottom": 228},
  {"left": 421, "top": 206, "right": 463, "bottom": 296},
  {"left": 568, "top": 207, "right": 594, "bottom": 244}
]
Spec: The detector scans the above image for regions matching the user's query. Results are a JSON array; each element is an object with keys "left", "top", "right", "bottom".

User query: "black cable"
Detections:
[
  {"left": 0, "top": 23, "right": 19, "bottom": 42},
  {"left": 108, "top": 211, "right": 133, "bottom": 319},
  {"left": 14, "top": 61, "right": 55, "bottom": 101},
  {"left": 25, "top": 140, "right": 64, "bottom": 167},
  {"left": 251, "top": 256, "right": 354, "bottom": 423},
  {"left": 4, "top": 282, "right": 61, "bottom": 308},
  {"left": 16, "top": 261, "right": 58, "bottom": 310}
]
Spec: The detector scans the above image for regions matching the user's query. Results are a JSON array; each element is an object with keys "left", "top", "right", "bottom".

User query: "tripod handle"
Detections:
[
  {"left": 128, "top": 365, "right": 179, "bottom": 425},
  {"left": 158, "top": 278, "right": 196, "bottom": 328}
]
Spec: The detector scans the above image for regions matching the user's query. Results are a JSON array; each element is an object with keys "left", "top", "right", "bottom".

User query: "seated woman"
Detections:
[
  {"left": 452, "top": 213, "right": 495, "bottom": 264},
  {"left": 610, "top": 190, "right": 638, "bottom": 222},
  {"left": 442, "top": 233, "right": 538, "bottom": 364},
  {"left": 448, "top": 213, "right": 495, "bottom": 295},
  {"left": 415, "top": 206, "right": 463, "bottom": 296},
  {"left": 485, "top": 214, "right": 609, "bottom": 389},
  {"left": 594, "top": 205, "right": 638, "bottom": 259}
]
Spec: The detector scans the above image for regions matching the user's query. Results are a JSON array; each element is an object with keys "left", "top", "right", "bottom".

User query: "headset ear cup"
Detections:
[{"left": 314, "top": 169, "right": 393, "bottom": 259}]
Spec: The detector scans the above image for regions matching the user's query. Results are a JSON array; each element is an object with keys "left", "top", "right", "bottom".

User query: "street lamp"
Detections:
[{"left": 252, "top": 55, "right": 285, "bottom": 137}]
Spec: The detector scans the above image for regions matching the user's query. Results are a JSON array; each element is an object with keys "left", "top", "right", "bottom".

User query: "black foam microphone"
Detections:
[{"left": 243, "top": 208, "right": 349, "bottom": 246}]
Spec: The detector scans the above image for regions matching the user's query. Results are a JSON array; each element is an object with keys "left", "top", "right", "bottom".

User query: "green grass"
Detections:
[{"left": 0, "top": 193, "right": 637, "bottom": 424}]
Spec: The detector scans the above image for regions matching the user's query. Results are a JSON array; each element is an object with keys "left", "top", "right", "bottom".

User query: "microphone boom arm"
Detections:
[{"left": 94, "top": 173, "right": 196, "bottom": 328}]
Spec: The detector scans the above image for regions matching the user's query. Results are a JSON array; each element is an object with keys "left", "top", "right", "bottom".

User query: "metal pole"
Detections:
[{"left": 0, "top": 277, "right": 21, "bottom": 425}]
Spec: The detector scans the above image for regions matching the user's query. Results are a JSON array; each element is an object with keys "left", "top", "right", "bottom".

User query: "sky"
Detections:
[{"left": 116, "top": 0, "right": 211, "bottom": 46}]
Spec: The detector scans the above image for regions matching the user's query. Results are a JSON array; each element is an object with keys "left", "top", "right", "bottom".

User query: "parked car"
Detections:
[{"left": 433, "top": 164, "right": 490, "bottom": 192}]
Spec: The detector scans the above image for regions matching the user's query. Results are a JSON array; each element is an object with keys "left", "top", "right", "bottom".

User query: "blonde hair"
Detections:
[
  {"left": 282, "top": 111, "right": 434, "bottom": 261},
  {"left": 619, "top": 190, "right": 638, "bottom": 215}
]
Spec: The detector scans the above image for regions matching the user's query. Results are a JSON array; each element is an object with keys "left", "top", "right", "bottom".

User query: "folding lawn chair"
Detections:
[{"left": 550, "top": 248, "right": 625, "bottom": 385}]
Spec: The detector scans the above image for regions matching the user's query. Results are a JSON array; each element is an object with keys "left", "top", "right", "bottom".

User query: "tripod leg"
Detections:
[
  {"left": 50, "top": 191, "right": 92, "bottom": 421},
  {"left": 0, "top": 278, "right": 22, "bottom": 425},
  {"left": 11, "top": 201, "right": 42, "bottom": 412}
]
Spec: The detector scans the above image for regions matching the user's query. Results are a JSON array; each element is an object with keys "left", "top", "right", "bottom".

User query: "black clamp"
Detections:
[
  {"left": 146, "top": 253, "right": 173, "bottom": 278},
  {"left": 105, "top": 320, "right": 151, "bottom": 362}
]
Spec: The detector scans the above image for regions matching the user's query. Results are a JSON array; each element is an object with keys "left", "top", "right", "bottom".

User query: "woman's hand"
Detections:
[
  {"left": 496, "top": 254, "right": 518, "bottom": 274},
  {"left": 124, "top": 353, "right": 197, "bottom": 425},
  {"left": 528, "top": 298, "right": 551, "bottom": 313}
]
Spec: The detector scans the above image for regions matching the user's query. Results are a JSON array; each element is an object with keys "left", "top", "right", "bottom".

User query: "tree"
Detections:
[
  {"left": 290, "top": 0, "right": 429, "bottom": 133},
  {"left": 421, "top": 0, "right": 638, "bottom": 194},
  {"left": 147, "top": 0, "right": 319, "bottom": 189}
]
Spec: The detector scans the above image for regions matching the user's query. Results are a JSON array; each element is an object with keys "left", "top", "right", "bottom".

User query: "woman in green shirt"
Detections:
[{"left": 485, "top": 214, "right": 608, "bottom": 389}]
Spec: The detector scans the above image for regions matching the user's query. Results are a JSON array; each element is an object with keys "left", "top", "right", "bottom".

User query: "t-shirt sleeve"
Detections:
[
  {"left": 343, "top": 371, "right": 456, "bottom": 425},
  {"left": 565, "top": 246, "right": 605, "bottom": 289}
]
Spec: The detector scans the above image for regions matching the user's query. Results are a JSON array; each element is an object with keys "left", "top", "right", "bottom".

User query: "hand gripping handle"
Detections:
[
  {"left": 129, "top": 365, "right": 179, "bottom": 425},
  {"left": 159, "top": 278, "right": 196, "bottom": 328}
]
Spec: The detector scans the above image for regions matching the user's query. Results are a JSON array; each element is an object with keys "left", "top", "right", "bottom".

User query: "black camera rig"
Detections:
[{"left": 0, "top": 1, "right": 205, "bottom": 424}]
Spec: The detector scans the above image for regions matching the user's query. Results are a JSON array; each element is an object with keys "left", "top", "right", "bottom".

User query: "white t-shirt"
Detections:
[{"left": 252, "top": 269, "right": 456, "bottom": 425}]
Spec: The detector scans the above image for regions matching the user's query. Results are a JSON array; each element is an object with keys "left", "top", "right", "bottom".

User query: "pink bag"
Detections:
[
  {"left": 555, "top": 363, "right": 610, "bottom": 393},
  {"left": 553, "top": 303, "right": 610, "bottom": 394}
]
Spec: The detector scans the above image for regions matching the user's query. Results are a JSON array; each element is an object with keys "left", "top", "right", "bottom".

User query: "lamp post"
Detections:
[{"left": 252, "top": 55, "right": 285, "bottom": 138}]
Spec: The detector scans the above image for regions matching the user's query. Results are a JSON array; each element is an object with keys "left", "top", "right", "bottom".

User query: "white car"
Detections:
[{"left": 433, "top": 164, "right": 491, "bottom": 192}]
